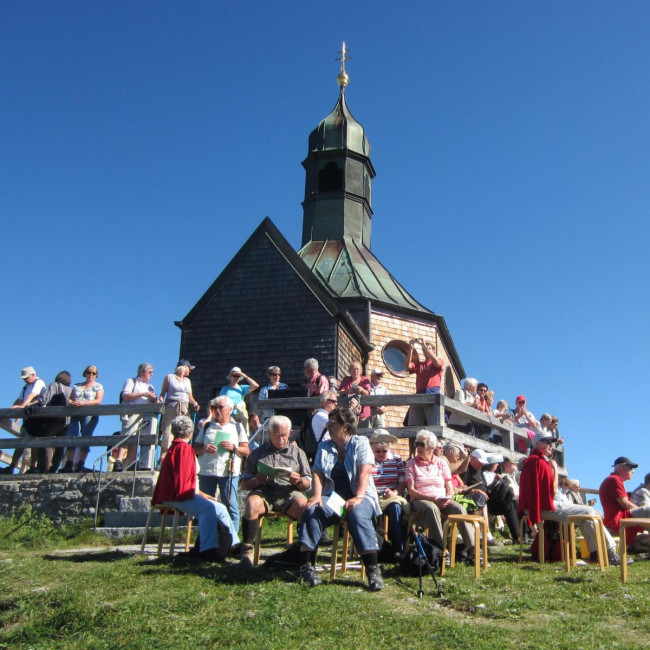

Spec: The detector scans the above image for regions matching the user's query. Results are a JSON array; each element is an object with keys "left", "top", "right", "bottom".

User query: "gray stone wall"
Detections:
[{"left": 0, "top": 475, "right": 156, "bottom": 525}]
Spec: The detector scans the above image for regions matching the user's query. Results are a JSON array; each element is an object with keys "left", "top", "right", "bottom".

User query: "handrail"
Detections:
[{"left": 0, "top": 402, "right": 163, "bottom": 421}]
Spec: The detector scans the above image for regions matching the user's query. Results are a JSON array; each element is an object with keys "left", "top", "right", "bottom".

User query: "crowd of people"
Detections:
[{"left": 2, "top": 358, "right": 647, "bottom": 591}]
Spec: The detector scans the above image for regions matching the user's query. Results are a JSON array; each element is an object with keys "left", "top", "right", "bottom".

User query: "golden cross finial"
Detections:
[{"left": 336, "top": 41, "right": 350, "bottom": 89}]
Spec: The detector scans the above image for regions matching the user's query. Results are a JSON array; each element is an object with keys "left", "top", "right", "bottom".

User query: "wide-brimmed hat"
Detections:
[
  {"left": 369, "top": 430, "right": 397, "bottom": 445},
  {"left": 20, "top": 366, "right": 36, "bottom": 379},
  {"left": 532, "top": 431, "right": 554, "bottom": 446}
]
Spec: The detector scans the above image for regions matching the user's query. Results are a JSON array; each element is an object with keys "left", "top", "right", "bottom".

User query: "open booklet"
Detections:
[
  {"left": 257, "top": 459, "right": 292, "bottom": 483},
  {"left": 322, "top": 491, "right": 347, "bottom": 519}
]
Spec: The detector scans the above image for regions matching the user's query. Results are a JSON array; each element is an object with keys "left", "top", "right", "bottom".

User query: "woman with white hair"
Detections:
[
  {"left": 152, "top": 415, "right": 239, "bottom": 560},
  {"left": 158, "top": 361, "right": 200, "bottom": 465},
  {"left": 194, "top": 395, "right": 249, "bottom": 530},
  {"left": 406, "top": 430, "right": 476, "bottom": 559},
  {"left": 447, "top": 377, "right": 478, "bottom": 434}
]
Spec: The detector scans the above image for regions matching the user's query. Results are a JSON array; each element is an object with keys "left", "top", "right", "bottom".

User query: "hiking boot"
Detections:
[
  {"left": 366, "top": 565, "right": 384, "bottom": 592},
  {"left": 487, "top": 537, "right": 503, "bottom": 547},
  {"left": 603, "top": 549, "right": 633, "bottom": 566},
  {"left": 59, "top": 461, "right": 74, "bottom": 473},
  {"left": 239, "top": 543, "right": 255, "bottom": 568},
  {"left": 300, "top": 563, "right": 321, "bottom": 587}
]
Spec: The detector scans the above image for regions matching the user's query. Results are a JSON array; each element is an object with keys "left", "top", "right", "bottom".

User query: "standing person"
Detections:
[
  {"left": 404, "top": 338, "right": 445, "bottom": 426},
  {"left": 158, "top": 361, "right": 200, "bottom": 466},
  {"left": 304, "top": 358, "right": 330, "bottom": 397},
  {"left": 220, "top": 367, "right": 259, "bottom": 413},
  {"left": 519, "top": 433, "right": 621, "bottom": 564},
  {"left": 152, "top": 415, "right": 239, "bottom": 561},
  {"left": 599, "top": 457, "right": 650, "bottom": 550},
  {"left": 339, "top": 362, "right": 372, "bottom": 428},
  {"left": 1, "top": 367, "right": 47, "bottom": 475},
  {"left": 193, "top": 396, "right": 249, "bottom": 531},
  {"left": 368, "top": 368, "right": 389, "bottom": 428},
  {"left": 41, "top": 371, "right": 74, "bottom": 474},
  {"left": 60, "top": 365, "right": 104, "bottom": 473},
  {"left": 298, "top": 407, "right": 384, "bottom": 591},
  {"left": 118, "top": 363, "right": 157, "bottom": 472},
  {"left": 257, "top": 366, "right": 288, "bottom": 421},
  {"left": 238, "top": 415, "right": 312, "bottom": 567}
]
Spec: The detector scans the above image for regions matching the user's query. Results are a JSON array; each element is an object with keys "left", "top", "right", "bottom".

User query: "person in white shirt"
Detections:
[{"left": 369, "top": 368, "right": 389, "bottom": 428}]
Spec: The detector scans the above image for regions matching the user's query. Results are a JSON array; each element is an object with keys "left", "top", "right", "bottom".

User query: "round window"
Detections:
[{"left": 381, "top": 339, "right": 415, "bottom": 378}]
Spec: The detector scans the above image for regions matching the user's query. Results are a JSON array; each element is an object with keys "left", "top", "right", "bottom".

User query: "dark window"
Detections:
[{"left": 318, "top": 162, "right": 342, "bottom": 192}]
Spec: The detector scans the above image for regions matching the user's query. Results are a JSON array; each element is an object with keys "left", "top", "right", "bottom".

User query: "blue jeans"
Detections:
[
  {"left": 383, "top": 502, "right": 405, "bottom": 553},
  {"left": 163, "top": 495, "right": 240, "bottom": 552},
  {"left": 300, "top": 498, "right": 379, "bottom": 553},
  {"left": 68, "top": 416, "right": 99, "bottom": 453},
  {"left": 198, "top": 474, "right": 240, "bottom": 533}
]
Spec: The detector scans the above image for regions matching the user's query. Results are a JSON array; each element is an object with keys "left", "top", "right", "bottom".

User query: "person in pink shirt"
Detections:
[
  {"left": 339, "top": 362, "right": 372, "bottom": 428},
  {"left": 405, "top": 430, "right": 475, "bottom": 558},
  {"left": 404, "top": 338, "right": 445, "bottom": 426}
]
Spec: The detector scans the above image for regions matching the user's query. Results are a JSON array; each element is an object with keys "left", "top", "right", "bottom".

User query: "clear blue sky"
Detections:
[{"left": 1, "top": 2, "right": 647, "bottom": 494}]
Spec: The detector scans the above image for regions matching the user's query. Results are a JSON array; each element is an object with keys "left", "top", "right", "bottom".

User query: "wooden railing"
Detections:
[
  {"left": 0, "top": 403, "right": 161, "bottom": 459},
  {"left": 259, "top": 392, "right": 566, "bottom": 470}
]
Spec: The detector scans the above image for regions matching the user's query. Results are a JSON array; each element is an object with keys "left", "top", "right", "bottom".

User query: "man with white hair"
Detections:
[
  {"left": 600, "top": 457, "right": 650, "bottom": 551},
  {"left": 304, "top": 358, "right": 330, "bottom": 397},
  {"left": 521, "top": 433, "right": 622, "bottom": 565},
  {"left": 238, "top": 415, "right": 312, "bottom": 567},
  {"left": 447, "top": 378, "right": 478, "bottom": 434}
]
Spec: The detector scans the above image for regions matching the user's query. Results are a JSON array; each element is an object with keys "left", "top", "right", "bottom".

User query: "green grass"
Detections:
[{"left": 0, "top": 513, "right": 649, "bottom": 649}]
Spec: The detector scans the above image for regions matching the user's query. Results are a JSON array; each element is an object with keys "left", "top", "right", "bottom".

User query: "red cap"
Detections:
[{"left": 516, "top": 395, "right": 526, "bottom": 404}]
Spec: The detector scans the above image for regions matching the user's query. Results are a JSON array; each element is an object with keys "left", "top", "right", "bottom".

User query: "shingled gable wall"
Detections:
[{"left": 179, "top": 232, "right": 338, "bottom": 413}]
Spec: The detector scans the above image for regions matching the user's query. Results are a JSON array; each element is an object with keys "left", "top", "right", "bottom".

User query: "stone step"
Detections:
[
  {"left": 98, "top": 525, "right": 191, "bottom": 540},
  {"left": 117, "top": 496, "right": 151, "bottom": 512},
  {"left": 103, "top": 509, "right": 191, "bottom": 528}
]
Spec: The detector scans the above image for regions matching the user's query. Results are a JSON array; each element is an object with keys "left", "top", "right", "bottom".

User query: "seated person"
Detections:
[
  {"left": 521, "top": 433, "right": 621, "bottom": 564},
  {"left": 238, "top": 415, "right": 312, "bottom": 568},
  {"left": 447, "top": 377, "right": 478, "bottom": 434},
  {"left": 406, "top": 430, "right": 476, "bottom": 559},
  {"left": 631, "top": 472, "right": 650, "bottom": 509},
  {"left": 299, "top": 407, "right": 384, "bottom": 591},
  {"left": 369, "top": 430, "right": 407, "bottom": 554},
  {"left": 464, "top": 448, "right": 520, "bottom": 542},
  {"left": 600, "top": 457, "right": 650, "bottom": 550},
  {"left": 152, "top": 415, "right": 239, "bottom": 560}
]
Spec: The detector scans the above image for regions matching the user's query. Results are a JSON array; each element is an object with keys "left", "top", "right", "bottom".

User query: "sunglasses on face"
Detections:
[{"left": 415, "top": 441, "right": 427, "bottom": 448}]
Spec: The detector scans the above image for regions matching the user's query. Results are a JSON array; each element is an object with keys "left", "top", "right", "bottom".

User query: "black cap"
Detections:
[
  {"left": 613, "top": 456, "right": 638, "bottom": 468},
  {"left": 177, "top": 359, "right": 196, "bottom": 370}
]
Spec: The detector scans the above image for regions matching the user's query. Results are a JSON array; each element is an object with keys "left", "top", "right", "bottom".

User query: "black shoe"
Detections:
[
  {"left": 319, "top": 530, "right": 332, "bottom": 545},
  {"left": 366, "top": 565, "right": 384, "bottom": 591},
  {"left": 25, "top": 468, "right": 41, "bottom": 475},
  {"left": 74, "top": 463, "right": 90, "bottom": 473},
  {"left": 300, "top": 563, "right": 321, "bottom": 587},
  {"left": 229, "top": 543, "right": 242, "bottom": 558},
  {"left": 59, "top": 462, "right": 74, "bottom": 473},
  {"left": 0, "top": 466, "right": 16, "bottom": 474},
  {"left": 112, "top": 460, "right": 124, "bottom": 472}
]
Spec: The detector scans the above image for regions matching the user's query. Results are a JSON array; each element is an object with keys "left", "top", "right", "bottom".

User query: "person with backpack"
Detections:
[{"left": 298, "top": 390, "right": 338, "bottom": 465}]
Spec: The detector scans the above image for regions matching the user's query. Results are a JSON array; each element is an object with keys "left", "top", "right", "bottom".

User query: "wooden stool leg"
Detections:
[
  {"left": 449, "top": 522, "right": 458, "bottom": 569},
  {"left": 472, "top": 521, "right": 480, "bottom": 579},
  {"left": 169, "top": 509, "right": 180, "bottom": 556},
  {"left": 158, "top": 508, "right": 168, "bottom": 557},
  {"left": 185, "top": 517, "right": 193, "bottom": 552},
  {"left": 620, "top": 526, "right": 628, "bottom": 582},
  {"left": 538, "top": 522, "right": 545, "bottom": 564},
  {"left": 286, "top": 519, "right": 294, "bottom": 547},
  {"left": 141, "top": 506, "right": 155, "bottom": 554},
  {"left": 596, "top": 518, "right": 607, "bottom": 570},
  {"left": 561, "top": 522, "right": 570, "bottom": 572}
]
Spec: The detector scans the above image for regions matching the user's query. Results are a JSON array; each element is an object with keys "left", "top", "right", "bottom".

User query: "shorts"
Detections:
[{"left": 247, "top": 489, "right": 306, "bottom": 515}]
